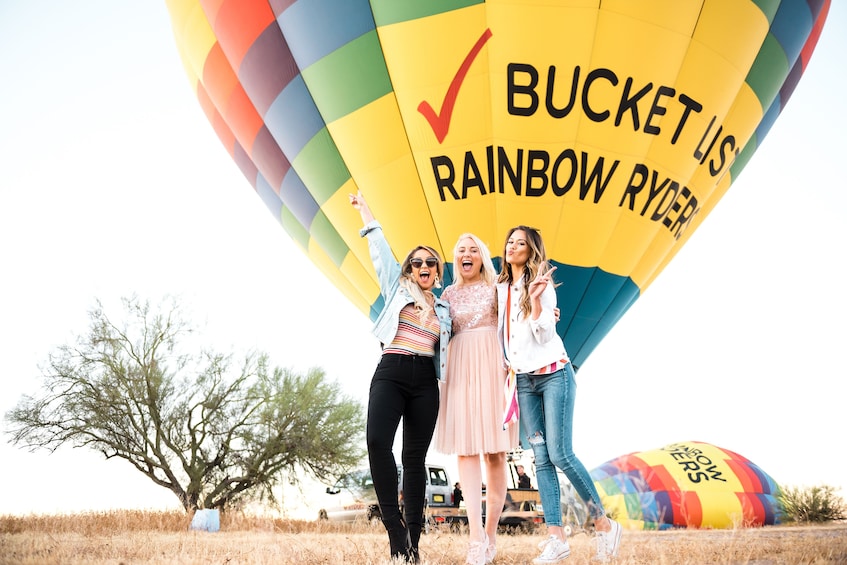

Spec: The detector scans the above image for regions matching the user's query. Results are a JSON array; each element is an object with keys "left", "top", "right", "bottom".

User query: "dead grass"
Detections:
[{"left": 1, "top": 511, "right": 845, "bottom": 564}]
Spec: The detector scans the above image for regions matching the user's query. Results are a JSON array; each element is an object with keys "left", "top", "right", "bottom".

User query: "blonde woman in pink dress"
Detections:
[{"left": 435, "top": 233, "right": 518, "bottom": 565}]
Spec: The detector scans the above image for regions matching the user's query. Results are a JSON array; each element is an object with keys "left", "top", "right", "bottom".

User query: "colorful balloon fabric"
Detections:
[
  {"left": 164, "top": 1, "right": 830, "bottom": 369},
  {"left": 590, "top": 441, "right": 781, "bottom": 530}
]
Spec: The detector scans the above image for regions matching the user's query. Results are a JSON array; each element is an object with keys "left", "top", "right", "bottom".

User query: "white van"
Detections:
[
  {"left": 316, "top": 467, "right": 379, "bottom": 522},
  {"left": 318, "top": 462, "right": 452, "bottom": 522}
]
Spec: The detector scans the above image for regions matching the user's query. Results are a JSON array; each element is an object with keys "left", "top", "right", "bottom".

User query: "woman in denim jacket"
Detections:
[{"left": 350, "top": 191, "right": 451, "bottom": 563}]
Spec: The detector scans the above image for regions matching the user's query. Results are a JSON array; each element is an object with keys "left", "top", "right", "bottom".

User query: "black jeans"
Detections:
[{"left": 367, "top": 353, "right": 439, "bottom": 535}]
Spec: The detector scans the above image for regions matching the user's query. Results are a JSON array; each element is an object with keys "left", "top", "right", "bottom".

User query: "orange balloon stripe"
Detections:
[
  {"left": 726, "top": 458, "right": 756, "bottom": 494},
  {"left": 681, "top": 491, "right": 703, "bottom": 527},
  {"left": 647, "top": 464, "right": 677, "bottom": 496},
  {"left": 198, "top": 0, "right": 225, "bottom": 24},
  {"left": 201, "top": 43, "right": 240, "bottom": 118},
  {"left": 201, "top": 44, "right": 263, "bottom": 157},
  {"left": 208, "top": 0, "right": 275, "bottom": 69},
  {"left": 224, "top": 87, "right": 266, "bottom": 158},
  {"left": 613, "top": 453, "right": 648, "bottom": 475},
  {"left": 737, "top": 491, "right": 767, "bottom": 525}
]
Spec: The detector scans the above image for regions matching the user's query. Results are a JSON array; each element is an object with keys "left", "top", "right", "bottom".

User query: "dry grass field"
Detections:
[{"left": 1, "top": 510, "right": 845, "bottom": 564}]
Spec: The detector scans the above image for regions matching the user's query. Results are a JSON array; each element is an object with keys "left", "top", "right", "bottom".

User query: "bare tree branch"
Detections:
[{"left": 4, "top": 295, "right": 365, "bottom": 512}]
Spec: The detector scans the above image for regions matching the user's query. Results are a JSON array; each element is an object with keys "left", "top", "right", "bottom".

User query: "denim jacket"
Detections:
[{"left": 360, "top": 220, "right": 452, "bottom": 381}]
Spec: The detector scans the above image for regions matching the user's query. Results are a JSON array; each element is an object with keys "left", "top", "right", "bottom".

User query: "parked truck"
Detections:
[
  {"left": 426, "top": 452, "right": 590, "bottom": 535},
  {"left": 426, "top": 457, "right": 545, "bottom": 533},
  {"left": 317, "top": 462, "right": 453, "bottom": 523}
]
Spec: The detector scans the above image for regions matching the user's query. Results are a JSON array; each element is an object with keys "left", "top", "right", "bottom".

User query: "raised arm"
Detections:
[
  {"left": 349, "top": 190, "right": 400, "bottom": 299},
  {"left": 349, "top": 190, "right": 375, "bottom": 225}
]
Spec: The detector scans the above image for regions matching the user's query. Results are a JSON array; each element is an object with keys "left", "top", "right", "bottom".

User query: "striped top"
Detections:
[
  {"left": 383, "top": 304, "right": 439, "bottom": 357},
  {"left": 531, "top": 359, "right": 568, "bottom": 375}
]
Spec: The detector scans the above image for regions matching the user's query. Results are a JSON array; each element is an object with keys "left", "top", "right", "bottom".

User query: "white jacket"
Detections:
[{"left": 497, "top": 279, "right": 569, "bottom": 374}]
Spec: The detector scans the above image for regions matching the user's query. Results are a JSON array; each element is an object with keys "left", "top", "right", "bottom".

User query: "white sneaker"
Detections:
[
  {"left": 466, "top": 535, "right": 488, "bottom": 565},
  {"left": 485, "top": 542, "right": 496, "bottom": 564},
  {"left": 593, "top": 519, "right": 622, "bottom": 562},
  {"left": 533, "top": 535, "right": 571, "bottom": 564}
]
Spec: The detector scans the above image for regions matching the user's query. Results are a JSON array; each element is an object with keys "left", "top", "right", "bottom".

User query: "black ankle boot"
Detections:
[
  {"left": 382, "top": 514, "right": 411, "bottom": 561},
  {"left": 408, "top": 522, "right": 422, "bottom": 564}
]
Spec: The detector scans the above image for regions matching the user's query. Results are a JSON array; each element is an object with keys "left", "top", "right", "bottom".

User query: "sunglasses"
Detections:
[{"left": 410, "top": 257, "right": 439, "bottom": 269}]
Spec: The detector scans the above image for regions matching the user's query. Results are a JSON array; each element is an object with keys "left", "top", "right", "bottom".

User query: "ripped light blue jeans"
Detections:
[{"left": 516, "top": 363, "right": 605, "bottom": 527}]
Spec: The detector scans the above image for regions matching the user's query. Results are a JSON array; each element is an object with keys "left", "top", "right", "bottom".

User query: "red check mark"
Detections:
[{"left": 418, "top": 28, "right": 493, "bottom": 144}]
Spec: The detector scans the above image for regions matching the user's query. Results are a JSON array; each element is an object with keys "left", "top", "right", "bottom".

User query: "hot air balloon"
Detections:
[
  {"left": 164, "top": 0, "right": 830, "bottom": 369},
  {"left": 589, "top": 441, "right": 781, "bottom": 530}
]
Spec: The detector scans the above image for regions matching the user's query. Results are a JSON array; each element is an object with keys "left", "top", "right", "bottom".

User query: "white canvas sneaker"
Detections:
[
  {"left": 533, "top": 535, "right": 571, "bottom": 564},
  {"left": 593, "top": 519, "right": 622, "bottom": 562}
]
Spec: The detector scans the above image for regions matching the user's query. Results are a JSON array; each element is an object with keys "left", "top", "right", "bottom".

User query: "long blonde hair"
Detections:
[
  {"left": 496, "top": 226, "right": 551, "bottom": 318},
  {"left": 452, "top": 233, "right": 496, "bottom": 286},
  {"left": 399, "top": 245, "right": 443, "bottom": 319}
]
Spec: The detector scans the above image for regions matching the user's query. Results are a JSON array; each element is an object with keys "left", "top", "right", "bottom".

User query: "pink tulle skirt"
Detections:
[{"left": 434, "top": 327, "right": 519, "bottom": 456}]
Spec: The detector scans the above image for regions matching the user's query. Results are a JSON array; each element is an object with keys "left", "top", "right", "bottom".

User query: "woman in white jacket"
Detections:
[{"left": 497, "top": 225, "right": 621, "bottom": 564}]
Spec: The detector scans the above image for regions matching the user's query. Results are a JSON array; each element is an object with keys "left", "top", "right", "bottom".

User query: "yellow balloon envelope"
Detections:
[{"left": 164, "top": 0, "right": 830, "bottom": 368}]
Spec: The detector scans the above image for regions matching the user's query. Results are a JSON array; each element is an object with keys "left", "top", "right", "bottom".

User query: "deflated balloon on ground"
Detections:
[{"left": 590, "top": 440, "right": 781, "bottom": 529}]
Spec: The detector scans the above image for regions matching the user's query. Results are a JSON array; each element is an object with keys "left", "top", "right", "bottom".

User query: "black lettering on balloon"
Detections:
[{"left": 507, "top": 63, "right": 539, "bottom": 116}]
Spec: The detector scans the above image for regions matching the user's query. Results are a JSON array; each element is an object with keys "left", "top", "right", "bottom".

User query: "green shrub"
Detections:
[{"left": 778, "top": 484, "right": 847, "bottom": 523}]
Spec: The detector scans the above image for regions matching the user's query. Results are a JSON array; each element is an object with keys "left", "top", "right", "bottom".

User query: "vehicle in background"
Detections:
[
  {"left": 427, "top": 455, "right": 545, "bottom": 533},
  {"left": 317, "top": 462, "right": 452, "bottom": 523},
  {"left": 416, "top": 463, "right": 453, "bottom": 508},
  {"left": 426, "top": 450, "right": 590, "bottom": 535},
  {"left": 316, "top": 467, "right": 379, "bottom": 522}
]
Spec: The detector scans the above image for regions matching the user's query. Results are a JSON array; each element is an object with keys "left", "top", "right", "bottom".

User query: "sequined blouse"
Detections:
[{"left": 441, "top": 281, "right": 498, "bottom": 333}]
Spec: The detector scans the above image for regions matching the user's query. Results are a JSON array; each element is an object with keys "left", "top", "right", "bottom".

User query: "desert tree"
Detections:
[{"left": 4, "top": 295, "right": 366, "bottom": 512}]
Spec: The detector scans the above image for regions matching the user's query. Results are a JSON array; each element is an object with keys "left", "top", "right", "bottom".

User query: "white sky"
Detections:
[{"left": 1, "top": 2, "right": 845, "bottom": 519}]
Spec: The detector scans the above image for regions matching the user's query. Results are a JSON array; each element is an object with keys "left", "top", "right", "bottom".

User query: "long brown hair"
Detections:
[{"left": 497, "top": 226, "right": 551, "bottom": 318}]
